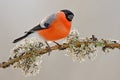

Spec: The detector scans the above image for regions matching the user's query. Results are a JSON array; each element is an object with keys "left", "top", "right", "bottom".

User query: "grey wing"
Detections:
[
  {"left": 26, "top": 14, "right": 56, "bottom": 33},
  {"left": 40, "top": 13, "right": 56, "bottom": 28}
]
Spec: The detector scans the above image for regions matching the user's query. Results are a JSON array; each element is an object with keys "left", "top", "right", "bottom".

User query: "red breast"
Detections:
[{"left": 37, "top": 12, "right": 71, "bottom": 41}]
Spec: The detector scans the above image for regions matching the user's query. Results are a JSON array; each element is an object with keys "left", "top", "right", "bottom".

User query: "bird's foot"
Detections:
[
  {"left": 46, "top": 46, "right": 52, "bottom": 55},
  {"left": 53, "top": 41, "right": 64, "bottom": 50},
  {"left": 45, "top": 41, "right": 52, "bottom": 55}
]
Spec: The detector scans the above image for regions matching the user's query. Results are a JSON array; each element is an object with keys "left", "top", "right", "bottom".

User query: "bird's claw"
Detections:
[
  {"left": 46, "top": 46, "right": 52, "bottom": 55},
  {"left": 53, "top": 41, "right": 64, "bottom": 50},
  {"left": 57, "top": 45, "right": 63, "bottom": 50}
]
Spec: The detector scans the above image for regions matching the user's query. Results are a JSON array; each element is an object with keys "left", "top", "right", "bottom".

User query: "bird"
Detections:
[{"left": 13, "top": 9, "right": 74, "bottom": 54}]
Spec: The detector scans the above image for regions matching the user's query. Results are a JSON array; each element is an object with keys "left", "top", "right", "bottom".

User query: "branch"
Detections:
[
  {"left": 0, "top": 31, "right": 119, "bottom": 76},
  {"left": 0, "top": 40, "right": 120, "bottom": 68}
]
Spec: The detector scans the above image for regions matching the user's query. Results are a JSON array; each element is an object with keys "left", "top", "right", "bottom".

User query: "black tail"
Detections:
[
  {"left": 13, "top": 24, "right": 45, "bottom": 43},
  {"left": 13, "top": 32, "right": 33, "bottom": 43}
]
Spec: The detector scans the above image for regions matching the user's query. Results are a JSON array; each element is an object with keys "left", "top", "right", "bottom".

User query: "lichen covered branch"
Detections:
[
  {"left": 0, "top": 41, "right": 119, "bottom": 68},
  {"left": 0, "top": 31, "right": 120, "bottom": 76}
]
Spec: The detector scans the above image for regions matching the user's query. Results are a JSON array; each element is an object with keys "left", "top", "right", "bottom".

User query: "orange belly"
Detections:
[{"left": 37, "top": 12, "right": 71, "bottom": 41}]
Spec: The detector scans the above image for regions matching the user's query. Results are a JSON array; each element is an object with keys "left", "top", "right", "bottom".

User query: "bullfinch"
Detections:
[{"left": 13, "top": 9, "right": 74, "bottom": 52}]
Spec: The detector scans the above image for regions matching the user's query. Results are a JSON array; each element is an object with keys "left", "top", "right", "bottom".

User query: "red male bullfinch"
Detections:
[{"left": 13, "top": 9, "right": 74, "bottom": 53}]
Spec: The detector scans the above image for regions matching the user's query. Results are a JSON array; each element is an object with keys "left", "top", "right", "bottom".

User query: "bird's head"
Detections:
[{"left": 60, "top": 9, "right": 74, "bottom": 21}]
